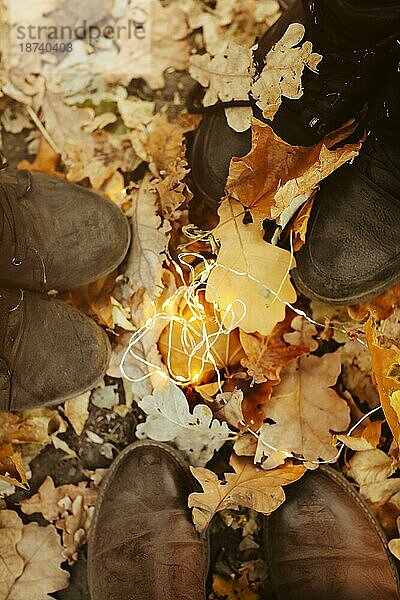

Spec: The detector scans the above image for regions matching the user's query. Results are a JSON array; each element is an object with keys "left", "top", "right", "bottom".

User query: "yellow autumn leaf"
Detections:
[
  {"left": 206, "top": 199, "right": 297, "bottom": 336},
  {"left": 365, "top": 318, "right": 400, "bottom": 445},
  {"left": 188, "top": 453, "right": 305, "bottom": 533},
  {"left": 0, "top": 444, "right": 29, "bottom": 489},
  {"left": 336, "top": 420, "right": 383, "bottom": 452}
]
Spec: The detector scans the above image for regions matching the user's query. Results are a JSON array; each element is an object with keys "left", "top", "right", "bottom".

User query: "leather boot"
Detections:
[
  {"left": 188, "top": 0, "right": 400, "bottom": 209},
  {"left": 0, "top": 169, "right": 130, "bottom": 292},
  {"left": 266, "top": 466, "right": 400, "bottom": 600},
  {"left": 293, "top": 79, "right": 400, "bottom": 304},
  {"left": 88, "top": 440, "right": 207, "bottom": 600},
  {"left": 0, "top": 288, "right": 110, "bottom": 411}
]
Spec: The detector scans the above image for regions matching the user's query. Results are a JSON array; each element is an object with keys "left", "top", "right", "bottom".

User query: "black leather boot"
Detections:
[
  {"left": 188, "top": 0, "right": 400, "bottom": 210},
  {"left": 293, "top": 78, "right": 400, "bottom": 304}
]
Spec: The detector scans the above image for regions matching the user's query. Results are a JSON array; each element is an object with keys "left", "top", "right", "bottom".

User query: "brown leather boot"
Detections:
[
  {"left": 88, "top": 441, "right": 207, "bottom": 600},
  {"left": 0, "top": 169, "right": 130, "bottom": 292},
  {"left": 266, "top": 466, "right": 400, "bottom": 600},
  {"left": 0, "top": 288, "right": 110, "bottom": 411}
]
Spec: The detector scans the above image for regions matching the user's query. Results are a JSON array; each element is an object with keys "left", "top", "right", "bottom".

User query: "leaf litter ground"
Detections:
[{"left": 1, "top": 1, "right": 400, "bottom": 599}]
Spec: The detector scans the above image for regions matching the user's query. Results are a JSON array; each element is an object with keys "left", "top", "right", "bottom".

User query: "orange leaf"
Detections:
[
  {"left": 0, "top": 443, "right": 29, "bottom": 489},
  {"left": 347, "top": 283, "right": 400, "bottom": 322},
  {"left": 365, "top": 318, "right": 400, "bottom": 445},
  {"left": 17, "top": 138, "right": 63, "bottom": 177}
]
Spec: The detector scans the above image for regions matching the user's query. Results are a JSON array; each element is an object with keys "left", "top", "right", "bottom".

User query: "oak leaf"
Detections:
[
  {"left": 188, "top": 453, "right": 305, "bottom": 532},
  {"left": 213, "top": 390, "right": 245, "bottom": 429},
  {"left": 255, "top": 353, "right": 350, "bottom": 467},
  {"left": 336, "top": 420, "right": 383, "bottom": 452},
  {"left": 136, "top": 382, "right": 233, "bottom": 466},
  {"left": 223, "top": 376, "right": 276, "bottom": 432},
  {"left": 347, "top": 283, "right": 400, "bottom": 322},
  {"left": 240, "top": 313, "right": 309, "bottom": 384},
  {"left": 206, "top": 199, "right": 297, "bottom": 336},
  {"left": 252, "top": 23, "right": 322, "bottom": 120},
  {"left": 0, "top": 511, "right": 23, "bottom": 599},
  {"left": 17, "top": 138, "right": 62, "bottom": 177},
  {"left": 9, "top": 522, "right": 69, "bottom": 599},
  {"left": 366, "top": 318, "right": 400, "bottom": 445},
  {"left": 189, "top": 42, "right": 254, "bottom": 108}
]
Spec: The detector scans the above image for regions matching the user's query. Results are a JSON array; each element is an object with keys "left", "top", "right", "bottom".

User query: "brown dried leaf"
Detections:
[
  {"left": 212, "top": 572, "right": 258, "bottom": 600},
  {"left": 9, "top": 522, "right": 69, "bottom": 599},
  {"left": 0, "top": 511, "right": 24, "bottom": 598},
  {"left": 347, "top": 283, "right": 400, "bottom": 322},
  {"left": 291, "top": 194, "right": 315, "bottom": 251},
  {"left": 17, "top": 137, "right": 62, "bottom": 177},
  {"left": 213, "top": 390, "right": 244, "bottom": 429},
  {"left": 226, "top": 119, "right": 361, "bottom": 223},
  {"left": 20, "top": 476, "right": 97, "bottom": 522},
  {"left": 61, "top": 272, "right": 116, "bottom": 329},
  {"left": 240, "top": 313, "right": 309, "bottom": 384},
  {"left": 256, "top": 353, "right": 350, "bottom": 466},
  {"left": 188, "top": 453, "right": 305, "bottom": 532},
  {"left": 0, "top": 408, "right": 62, "bottom": 445},
  {"left": 206, "top": 199, "right": 297, "bottom": 335},
  {"left": 336, "top": 420, "right": 383, "bottom": 451},
  {"left": 283, "top": 315, "right": 318, "bottom": 351},
  {"left": 365, "top": 318, "right": 400, "bottom": 445},
  {"left": 0, "top": 444, "right": 29, "bottom": 489},
  {"left": 64, "top": 392, "right": 91, "bottom": 437}
]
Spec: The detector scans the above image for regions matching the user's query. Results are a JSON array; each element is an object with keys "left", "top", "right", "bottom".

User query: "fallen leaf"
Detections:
[
  {"left": 189, "top": 42, "right": 254, "bottom": 108},
  {"left": 336, "top": 420, "right": 383, "bottom": 451},
  {"left": 0, "top": 408, "right": 63, "bottom": 445},
  {"left": 253, "top": 23, "right": 321, "bottom": 119},
  {"left": 136, "top": 382, "right": 234, "bottom": 466},
  {"left": 188, "top": 452, "right": 305, "bottom": 533},
  {"left": 17, "top": 137, "right": 62, "bottom": 177},
  {"left": 255, "top": 353, "right": 350, "bottom": 467},
  {"left": 56, "top": 496, "right": 94, "bottom": 564},
  {"left": 124, "top": 174, "right": 171, "bottom": 299},
  {"left": 0, "top": 510, "right": 24, "bottom": 598},
  {"left": 366, "top": 318, "right": 400, "bottom": 445},
  {"left": 347, "top": 283, "right": 400, "bottom": 322},
  {"left": 0, "top": 444, "right": 28, "bottom": 489},
  {"left": 158, "top": 292, "right": 244, "bottom": 384},
  {"left": 338, "top": 338, "right": 380, "bottom": 406},
  {"left": 64, "top": 392, "right": 91, "bottom": 436},
  {"left": 9, "top": 522, "right": 69, "bottom": 599},
  {"left": 20, "top": 476, "right": 97, "bottom": 522},
  {"left": 346, "top": 449, "right": 398, "bottom": 486},
  {"left": 206, "top": 199, "right": 297, "bottom": 336},
  {"left": 282, "top": 315, "right": 318, "bottom": 351},
  {"left": 213, "top": 389, "right": 245, "bottom": 429},
  {"left": 240, "top": 313, "right": 309, "bottom": 384},
  {"left": 226, "top": 119, "right": 361, "bottom": 223},
  {"left": 291, "top": 194, "right": 315, "bottom": 251},
  {"left": 213, "top": 572, "right": 258, "bottom": 600},
  {"left": 224, "top": 376, "right": 276, "bottom": 432}
]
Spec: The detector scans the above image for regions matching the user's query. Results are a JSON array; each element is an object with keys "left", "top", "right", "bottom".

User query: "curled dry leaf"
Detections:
[
  {"left": 365, "top": 318, "right": 400, "bottom": 445},
  {"left": 188, "top": 452, "right": 305, "bottom": 533},
  {"left": 347, "top": 282, "right": 400, "bottom": 322},
  {"left": 256, "top": 353, "right": 350, "bottom": 467},
  {"left": 213, "top": 389, "right": 245, "bottom": 429},
  {"left": 226, "top": 119, "right": 362, "bottom": 223},
  {"left": 206, "top": 199, "right": 297, "bottom": 336},
  {"left": 336, "top": 420, "right": 383, "bottom": 452},
  {"left": 240, "top": 313, "right": 309, "bottom": 384},
  {"left": 17, "top": 137, "right": 62, "bottom": 177},
  {"left": 253, "top": 23, "right": 322, "bottom": 120},
  {"left": 125, "top": 173, "right": 171, "bottom": 299},
  {"left": 224, "top": 376, "right": 276, "bottom": 431},
  {"left": 346, "top": 449, "right": 398, "bottom": 487},
  {"left": 291, "top": 194, "right": 315, "bottom": 251},
  {"left": 136, "top": 382, "right": 233, "bottom": 466},
  {"left": 0, "top": 444, "right": 28, "bottom": 489}
]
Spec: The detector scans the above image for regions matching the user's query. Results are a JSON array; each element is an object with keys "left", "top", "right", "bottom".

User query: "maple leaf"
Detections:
[
  {"left": 240, "top": 312, "right": 309, "bottom": 384},
  {"left": 252, "top": 23, "right": 322, "bottom": 120},
  {"left": 365, "top": 317, "right": 400, "bottom": 445},
  {"left": 136, "top": 382, "right": 234, "bottom": 466},
  {"left": 158, "top": 293, "right": 245, "bottom": 384},
  {"left": 124, "top": 173, "right": 171, "bottom": 299},
  {"left": 189, "top": 41, "right": 254, "bottom": 107},
  {"left": 206, "top": 199, "right": 297, "bottom": 336},
  {"left": 188, "top": 452, "right": 305, "bottom": 533},
  {"left": 255, "top": 353, "right": 350, "bottom": 467},
  {"left": 226, "top": 119, "right": 362, "bottom": 223}
]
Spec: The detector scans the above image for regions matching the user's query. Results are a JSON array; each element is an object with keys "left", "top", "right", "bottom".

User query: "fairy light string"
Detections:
[{"left": 120, "top": 223, "right": 380, "bottom": 466}]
